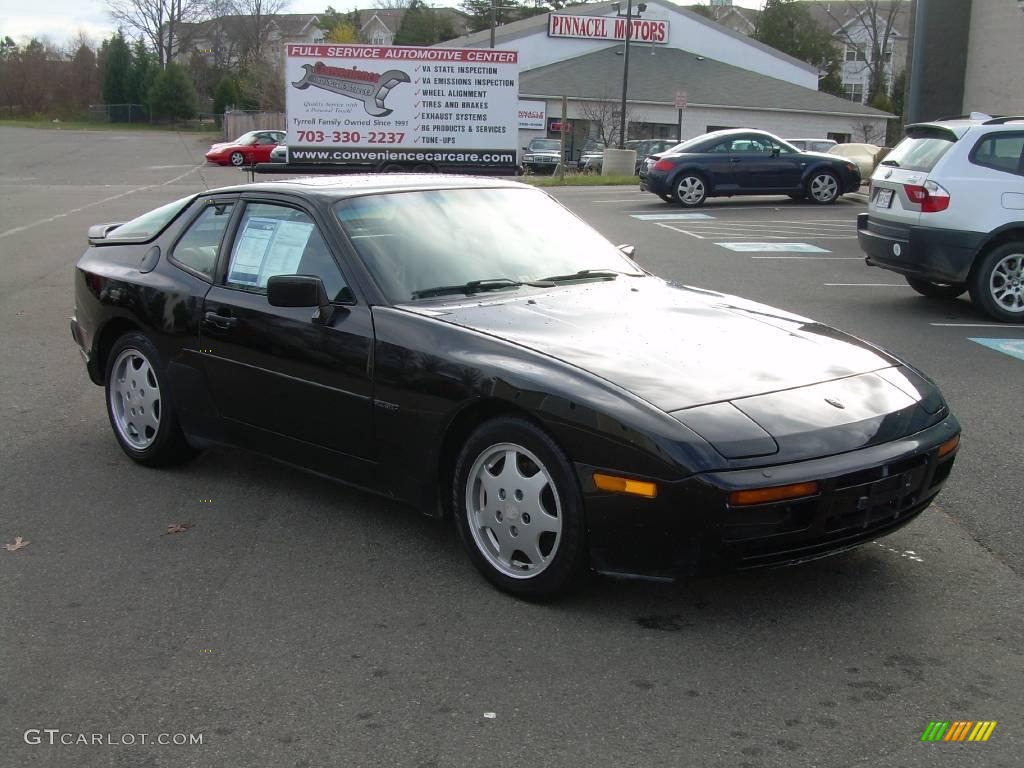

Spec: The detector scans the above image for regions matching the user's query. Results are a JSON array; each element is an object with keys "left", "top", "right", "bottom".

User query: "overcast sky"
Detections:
[{"left": 0, "top": 0, "right": 766, "bottom": 47}]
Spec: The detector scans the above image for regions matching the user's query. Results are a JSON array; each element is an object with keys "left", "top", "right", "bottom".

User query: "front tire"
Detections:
[
  {"left": 453, "top": 417, "right": 587, "bottom": 599},
  {"left": 807, "top": 171, "right": 840, "bottom": 204},
  {"left": 906, "top": 277, "right": 967, "bottom": 299},
  {"left": 229, "top": 151, "right": 245, "bottom": 167},
  {"left": 968, "top": 242, "right": 1024, "bottom": 322},
  {"left": 105, "top": 332, "right": 196, "bottom": 467},
  {"left": 674, "top": 173, "right": 707, "bottom": 207}
]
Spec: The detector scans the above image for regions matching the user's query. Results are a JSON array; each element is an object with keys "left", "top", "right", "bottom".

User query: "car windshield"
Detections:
[
  {"left": 528, "top": 140, "right": 560, "bottom": 151},
  {"left": 105, "top": 195, "right": 194, "bottom": 240},
  {"left": 335, "top": 188, "right": 642, "bottom": 303}
]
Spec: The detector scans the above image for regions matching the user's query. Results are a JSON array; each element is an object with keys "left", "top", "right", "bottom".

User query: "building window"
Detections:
[
  {"left": 843, "top": 83, "right": 864, "bottom": 102},
  {"left": 828, "top": 132, "right": 852, "bottom": 144},
  {"left": 845, "top": 44, "right": 867, "bottom": 63}
]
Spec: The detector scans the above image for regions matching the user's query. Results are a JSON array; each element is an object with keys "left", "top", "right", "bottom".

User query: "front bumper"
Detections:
[
  {"left": 583, "top": 416, "right": 960, "bottom": 580},
  {"left": 857, "top": 213, "right": 984, "bottom": 283}
]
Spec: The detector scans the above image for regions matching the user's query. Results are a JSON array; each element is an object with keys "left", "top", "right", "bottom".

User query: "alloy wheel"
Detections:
[
  {"left": 465, "top": 442, "right": 562, "bottom": 579},
  {"left": 230, "top": 151, "right": 245, "bottom": 166},
  {"left": 810, "top": 173, "right": 839, "bottom": 202},
  {"left": 676, "top": 176, "right": 705, "bottom": 206},
  {"left": 989, "top": 252, "right": 1024, "bottom": 314},
  {"left": 108, "top": 348, "right": 161, "bottom": 449}
]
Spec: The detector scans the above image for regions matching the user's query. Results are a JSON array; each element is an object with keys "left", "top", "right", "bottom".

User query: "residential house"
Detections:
[{"left": 172, "top": 14, "right": 324, "bottom": 68}]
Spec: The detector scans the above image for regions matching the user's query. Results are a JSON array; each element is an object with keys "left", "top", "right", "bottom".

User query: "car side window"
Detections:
[
  {"left": 225, "top": 202, "right": 352, "bottom": 302},
  {"left": 708, "top": 141, "right": 732, "bottom": 153},
  {"left": 172, "top": 202, "right": 234, "bottom": 280},
  {"left": 971, "top": 133, "right": 1024, "bottom": 176}
]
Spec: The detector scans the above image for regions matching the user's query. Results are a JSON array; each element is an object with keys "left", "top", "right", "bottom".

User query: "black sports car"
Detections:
[
  {"left": 71, "top": 175, "right": 959, "bottom": 598},
  {"left": 639, "top": 129, "right": 862, "bottom": 207}
]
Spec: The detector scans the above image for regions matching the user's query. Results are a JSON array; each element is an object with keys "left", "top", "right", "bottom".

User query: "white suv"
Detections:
[{"left": 857, "top": 114, "right": 1024, "bottom": 322}]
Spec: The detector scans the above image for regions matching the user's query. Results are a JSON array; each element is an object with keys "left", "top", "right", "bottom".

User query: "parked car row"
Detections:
[{"left": 205, "top": 130, "right": 285, "bottom": 166}]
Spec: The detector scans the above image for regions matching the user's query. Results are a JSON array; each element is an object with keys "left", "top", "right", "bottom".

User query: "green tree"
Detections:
[
  {"left": 148, "top": 63, "right": 197, "bottom": 121},
  {"left": 754, "top": 0, "right": 842, "bottom": 99},
  {"left": 395, "top": 0, "right": 456, "bottom": 45},
  {"left": 127, "top": 39, "right": 156, "bottom": 121},
  {"left": 461, "top": 0, "right": 545, "bottom": 34},
  {"left": 213, "top": 74, "right": 241, "bottom": 122},
  {"left": 690, "top": 3, "right": 714, "bottom": 18},
  {"left": 102, "top": 32, "right": 132, "bottom": 121}
]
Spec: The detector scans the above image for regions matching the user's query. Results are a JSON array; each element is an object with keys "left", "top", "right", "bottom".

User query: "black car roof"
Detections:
[{"left": 206, "top": 174, "right": 529, "bottom": 199}]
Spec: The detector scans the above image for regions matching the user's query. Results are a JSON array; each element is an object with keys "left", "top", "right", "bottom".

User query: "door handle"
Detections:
[
  {"left": 204, "top": 311, "right": 237, "bottom": 329},
  {"left": 729, "top": 158, "right": 741, "bottom": 163}
]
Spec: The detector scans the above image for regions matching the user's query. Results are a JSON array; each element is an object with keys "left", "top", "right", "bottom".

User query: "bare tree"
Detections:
[
  {"left": 856, "top": 120, "right": 887, "bottom": 145},
  {"left": 107, "top": 0, "right": 212, "bottom": 67},
  {"left": 817, "top": 0, "right": 904, "bottom": 104},
  {"left": 229, "top": 0, "right": 289, "bottom": 63},
  {"left": 579, "top": 97, "right": 634, "bottom": 148}
]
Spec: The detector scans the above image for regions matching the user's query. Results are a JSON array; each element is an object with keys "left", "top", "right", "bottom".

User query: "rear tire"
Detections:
[
  {"left": 104, "top": 332, "right": 197, "bottom": 467},
  {"left": 453, "top": 417, "right": 587, "bottom": 599},
  {"left": 968, "top": 242, "right": 1024, "bottom": 322},
  {"left": 905, "top": 277, "right": 967, "bottom": 299},
  {"left": 674, "top": 173, "right": 707, "bottom": 207}
]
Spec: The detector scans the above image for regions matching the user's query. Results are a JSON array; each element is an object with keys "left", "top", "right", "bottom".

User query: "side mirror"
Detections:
[
  {"left": 617, "top": 244, "right": 636, "bottom": 260},
  {"left": 267, "top": 274, "right": 335, "bottom": 325},
  {"left": 771, "top": 147, "right": 781, "bottom": 157}
]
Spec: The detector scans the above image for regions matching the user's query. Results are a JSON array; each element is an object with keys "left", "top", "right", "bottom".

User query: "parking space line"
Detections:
[
  {"left": 824, "top": 283, "right": 908, "bottom": 286},
  {"left": 656, "top": 223, "right": 705, "bottom": 238},
  {"left": 630, "top": 213, "right": 715, "bottom": 221},
  {"left": 931, "top": 322, "right": 1024, "bottom": 328},
  {"left": 592, "top": 198, "right": 653, "bottom": 203},
  {"left": 0, "top": 164, "right": 202, "bottom": 241},
  {"left": 969, "top": 338, "right": 1024, "bottom": 361},
  {"left": 751, "top": 255, "right": 863, "bottom": 260}
]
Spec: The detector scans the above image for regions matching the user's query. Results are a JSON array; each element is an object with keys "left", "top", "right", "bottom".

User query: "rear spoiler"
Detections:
[
  {"left": 905, "top": 123, "right": 961, "bottom": 141},
  {"left": 87, "top": 223, "right": 125, "bottom": 245}
]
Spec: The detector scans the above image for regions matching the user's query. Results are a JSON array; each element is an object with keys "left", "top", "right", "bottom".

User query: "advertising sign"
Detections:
[
  {"left": 285, "top": 44, "right": 519, "bottom": 166},
  {"left": 518, "top": 100, "right": 546, "bottom": 130},
  {"left": 547, "top": 13, "right": 669, "bottom": 44}
]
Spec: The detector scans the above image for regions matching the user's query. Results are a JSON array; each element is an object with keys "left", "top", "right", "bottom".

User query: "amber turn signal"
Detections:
[
  {"left": 729, "top": 481, "right": 820, "bottom": 507},
  {"left": 937, "top": 434, "right": 960, "bottom": 458},
  {"left": 593, "top": 472, "right": 658, "bottom": 499}
]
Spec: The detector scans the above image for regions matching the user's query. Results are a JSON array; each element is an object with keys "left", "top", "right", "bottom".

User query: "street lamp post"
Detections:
[{"left": 615, "top": 1, "right": 646, "bottom": 149}]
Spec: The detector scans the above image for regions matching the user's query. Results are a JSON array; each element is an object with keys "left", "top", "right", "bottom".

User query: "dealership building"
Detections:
[{"left": 438, "top": 0, "right": 892, "bottom": 156}]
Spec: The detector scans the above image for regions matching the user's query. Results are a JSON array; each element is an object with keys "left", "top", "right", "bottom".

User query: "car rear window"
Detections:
[
  {"left": 883, "top": 131, "right": 956, "bottom": 173},
  {"left": 105, "top": 195, "right": 194, "bottom": 241}
]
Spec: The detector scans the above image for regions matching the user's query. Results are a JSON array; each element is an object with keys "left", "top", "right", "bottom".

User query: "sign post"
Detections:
[{"left": 675, "top": 89, "right": 687, "bottom": 141}]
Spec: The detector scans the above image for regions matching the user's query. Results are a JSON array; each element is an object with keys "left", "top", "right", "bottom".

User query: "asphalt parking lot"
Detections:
[{"left": 1, "top": 126, "right": 1022, "bottom": 768}]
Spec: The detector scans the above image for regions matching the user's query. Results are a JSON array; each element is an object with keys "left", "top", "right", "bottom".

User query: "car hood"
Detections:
[{"left": 401, "top": 278, "right": 903, "bottom": 412}]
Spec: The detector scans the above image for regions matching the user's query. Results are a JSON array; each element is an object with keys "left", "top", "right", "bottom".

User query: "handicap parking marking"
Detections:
[
  {"left": 629, "top": 213, "right": 714, "bottom": 221},
  {"left": 716, "top": 242, "right": 830, "bottom": 253},
  {"left": 969, "top": 338, "right": 1024, "bottom": 362}
]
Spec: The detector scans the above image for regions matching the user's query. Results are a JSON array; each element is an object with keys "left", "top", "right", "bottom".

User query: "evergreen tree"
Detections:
[
  {"left": 213, "top": 74, "right": 241, "bottom": 122},
  {"left": 754, "top": 0, "right": 842, "bottom": 98},
  {"left": 127, "top": 39, "right": 157, "bottom": 121},
  {"left": 394, "top": 0, "right": 456, "bottom": 45},
  {"left": 148, "top": 63, "right": 197, "bottom": 121},
  {"left": 102, "top": 32, "right": 132, "bottom": 122}
]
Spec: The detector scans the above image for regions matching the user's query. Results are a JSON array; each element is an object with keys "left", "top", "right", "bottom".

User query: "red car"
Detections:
[{"left": 205, "top": 130, "right": 285, "bottom": 167}]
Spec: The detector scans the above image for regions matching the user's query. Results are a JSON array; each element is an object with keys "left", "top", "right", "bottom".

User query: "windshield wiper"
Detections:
[
  {"left": 538, "top": 269, "right": 628, "bottom": 283},
  {"left": 410, "top": 278, "right": 531, "bottom": 300},
  {"left": 880, "top": 159, "right": 901, "bottom": 167}
]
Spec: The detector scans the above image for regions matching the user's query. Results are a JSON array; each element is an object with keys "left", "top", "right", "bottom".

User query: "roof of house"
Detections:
[
  {"left": 683, "top": 4, "right": 760, "bottom": 33},
  {"left": 519, "top": 45, "right": 893, "bottom": 118},
  {"left": 177, "top": 13, "right": 321, "bottom": 41},
  {"left": 436, "top": 0, "right": 817, "bottom": 75},
  {"left": 355, "top": 6, "right": 470, "bottom": 35}
]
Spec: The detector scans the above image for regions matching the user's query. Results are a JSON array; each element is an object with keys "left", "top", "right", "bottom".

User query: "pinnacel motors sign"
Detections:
[{"left": 547, "top": 13, "right": 669, "bottom": 44}]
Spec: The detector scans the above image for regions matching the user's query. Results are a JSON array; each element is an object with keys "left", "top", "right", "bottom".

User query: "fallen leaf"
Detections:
[
  {"left": 5, "top": 536, "right": 30, "bottom": 552},
  {"left": 166, "top": 523, "right": 194, "bottom": 535}
]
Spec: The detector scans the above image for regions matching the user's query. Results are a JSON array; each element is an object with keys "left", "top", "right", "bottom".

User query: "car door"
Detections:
[
  {"left": 252, "top": 133, "right": 278, "bottom": 162},
  {"left": 732, "top": 135, "right": 793, "bottom": 191},
  {"left": 200, "top": 196, "right": 376, "bottom": 477},
  {"left": 701, "top": 138, "right": 740, "bottom": 192}
]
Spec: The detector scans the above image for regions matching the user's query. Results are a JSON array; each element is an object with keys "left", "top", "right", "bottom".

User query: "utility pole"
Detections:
[
  {"left": 490, "top": 0, "right": 496, "bottom": 48},
  {"left": 616, "top": 1, "right": 646, "bottom": 149}
]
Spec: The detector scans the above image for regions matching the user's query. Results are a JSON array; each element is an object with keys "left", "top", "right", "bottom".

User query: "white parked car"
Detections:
[
  {"left": 828, "top": 143, "right": 880, "bottom": 180},
  {"left": 857, "top": 114, "right": 1024, "bottom": 321}
]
